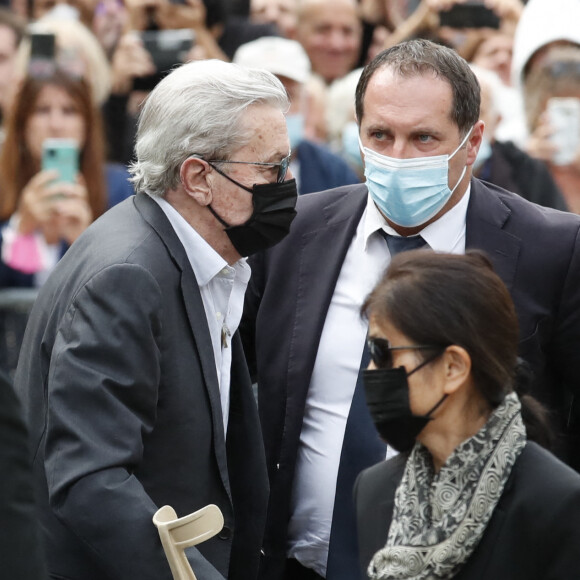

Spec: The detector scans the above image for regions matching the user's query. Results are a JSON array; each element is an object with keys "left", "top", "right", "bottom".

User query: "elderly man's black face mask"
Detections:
[{"left": 206, "top": 163, "right": 298, "bottom": 258}]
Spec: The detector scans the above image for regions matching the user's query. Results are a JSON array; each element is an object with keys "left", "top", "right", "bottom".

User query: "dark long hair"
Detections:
[
  {"left": 0, "top": 70, "right": 107, "bottom": 221},
  {"left": 362, "top": 250, "right": 553, "bottom": 449}
]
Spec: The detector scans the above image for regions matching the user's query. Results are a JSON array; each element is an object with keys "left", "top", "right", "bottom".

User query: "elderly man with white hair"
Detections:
[{"left": 15, "top": 59, "right": 298, "bottom": 580}]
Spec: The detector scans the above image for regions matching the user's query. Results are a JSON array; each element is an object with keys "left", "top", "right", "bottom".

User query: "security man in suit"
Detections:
[
  {"left": 15, "top": 59, "right": 298, "bottom": 580},
  {"left": 242, "top": 39, "right": 580, "bottom": 580}
]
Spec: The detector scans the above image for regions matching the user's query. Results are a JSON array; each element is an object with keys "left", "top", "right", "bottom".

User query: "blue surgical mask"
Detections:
[
  {"left": 342, "top": 121, "right": 363, "bottom": 169},
  {"left": 473, "top": 136, "right": 492, "bottom": 172},
  {"left": 361, "top": 129, "right": 472, "bottom": 227},
  {"left": 286, "top": 114, "right": 305, "bottom": 150}
]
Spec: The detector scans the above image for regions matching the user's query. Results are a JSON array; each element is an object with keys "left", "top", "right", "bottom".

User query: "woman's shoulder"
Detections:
[
  {"left": 512, "top": 442, "right": 580, "bottom": 497},
  {"left": 464, "top": 443, "right": 580, "bottom": 578},
  {"left": 517, "top": 442, "right": 580, "bottom": 485},
  {"left": 500, "top": 441, "right": 580, "bottom": 531}
]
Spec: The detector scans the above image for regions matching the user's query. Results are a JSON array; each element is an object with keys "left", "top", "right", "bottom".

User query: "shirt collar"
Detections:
[
  {"left": 363, "top": 184, "right": 471, "bottom": 252},
  {"left": 151, "top": 194, "right": 249, "bottom": 286}
]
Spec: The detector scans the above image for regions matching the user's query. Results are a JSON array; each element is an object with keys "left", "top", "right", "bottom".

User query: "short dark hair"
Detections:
[{"left": 355, "top": 39, "right": 480, "bottom": 136}]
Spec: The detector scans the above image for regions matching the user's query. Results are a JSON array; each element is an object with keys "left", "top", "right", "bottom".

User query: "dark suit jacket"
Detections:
[
  {"left": 15, "top": 193, "right": 268, "bottom": 580},
  {"left": 355, "top": 442, "right": 580, "bottom": 579},
  {"left": 242, "top": 179, "right": 580, "bottom": 579}
]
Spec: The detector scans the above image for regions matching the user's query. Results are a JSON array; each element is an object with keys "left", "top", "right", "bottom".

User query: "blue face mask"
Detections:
[
  {"left": 473, "top": 136, "right": 492, "bottom": 172},
  {"left": 286, "top": 114, "right": 305, "bottom": 150},
  {"left": 361, "top": 129, "right": 472, "bottom": 228},
  {"left": 342, "top": 121, "right": 363, "bottom": 169}
]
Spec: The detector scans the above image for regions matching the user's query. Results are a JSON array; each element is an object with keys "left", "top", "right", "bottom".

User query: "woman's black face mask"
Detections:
[{"left": 363, "top": 346, "right": 448, "bottom": 452}]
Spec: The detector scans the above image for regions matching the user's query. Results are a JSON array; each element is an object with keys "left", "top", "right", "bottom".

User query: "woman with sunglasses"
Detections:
[{"left": 355, "top": 250, "right": 580, "bottom": 580}]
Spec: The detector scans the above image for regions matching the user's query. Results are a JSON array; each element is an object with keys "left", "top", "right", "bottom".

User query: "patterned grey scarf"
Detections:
[{"left": 369, "top": 392, "right": 526, "bottom": 580}]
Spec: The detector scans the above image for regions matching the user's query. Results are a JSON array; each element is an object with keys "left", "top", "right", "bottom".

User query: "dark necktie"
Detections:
[
  {"left": 326, "top": 230, "right": 428, "bottom": 580},
  {"left": 382, "top": 232, "right": 429, "bottom": 255}
]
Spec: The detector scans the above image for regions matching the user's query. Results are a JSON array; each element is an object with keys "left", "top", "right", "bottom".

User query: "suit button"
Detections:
[{"left": 219, "top": 526, "right": 232, "bottom": 540}]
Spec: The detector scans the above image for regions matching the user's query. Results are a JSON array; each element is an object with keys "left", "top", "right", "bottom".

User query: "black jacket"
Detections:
[
  {"left": 15, "top": 194, "right": 268, "bottom": 580},
  {"left": 355, "top": 442, "right": 580, "bottom": 579}
]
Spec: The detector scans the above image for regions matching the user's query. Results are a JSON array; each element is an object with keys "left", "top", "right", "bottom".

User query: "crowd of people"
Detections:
[
  {"left": 0, "top": 0, "right": 577, "bottom": 287},
  {"left": 1, "top": 0, "right": 580, "bottom": 579}
]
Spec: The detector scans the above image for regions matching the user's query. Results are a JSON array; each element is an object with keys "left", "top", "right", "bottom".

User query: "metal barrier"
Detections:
[{"left": 0, "top": 289, "right": 39, "bottom": 378}]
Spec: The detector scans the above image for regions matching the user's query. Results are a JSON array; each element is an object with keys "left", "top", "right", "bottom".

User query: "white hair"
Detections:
[{"left": 129, "top": 60, "right": 289, "bottom": 197}]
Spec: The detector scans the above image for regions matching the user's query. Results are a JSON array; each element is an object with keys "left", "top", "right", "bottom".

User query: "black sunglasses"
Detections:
[
  {"left": 207, "top": 152, "right": 292, "bottom": 183},
  {"left": 367, "top": 337, "right": 445, "bottom": 369}
]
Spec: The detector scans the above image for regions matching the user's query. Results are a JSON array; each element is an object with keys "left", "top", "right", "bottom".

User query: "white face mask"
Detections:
[{"left": 360, "top": 128, "right": 472, "bottom": 227}]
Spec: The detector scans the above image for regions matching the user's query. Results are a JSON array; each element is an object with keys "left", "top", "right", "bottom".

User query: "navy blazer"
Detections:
[
  {"left": 296, "top": 139, "right": 360, "bottom": 196},
  {"left": 355, "top": 442, "right": 580, "bottom": 579},
  {"left": 15, "top": 193, "right": 268, "bottom": 580},
  {"left": 242, "top": 178, "right": 580, "bottom": 579}
]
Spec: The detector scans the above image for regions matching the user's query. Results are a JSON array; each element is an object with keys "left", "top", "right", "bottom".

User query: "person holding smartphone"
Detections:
[
  {"left": 523, "top": 45, "right": 580, "bottom": 213},
  {"left": 0, "top": 69, "right": 134, "bottom": 287}
]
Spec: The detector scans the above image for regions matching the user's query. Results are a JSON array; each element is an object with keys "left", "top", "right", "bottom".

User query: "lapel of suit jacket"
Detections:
[
  {"left": 465, "top": 179, "right": 521, "bottom": 290},
  {"left": 285, "top": 186, "right": 368, "bottom": 428},
  {"left": 134, "top": 193, "right": 231, "bottom": 499}
]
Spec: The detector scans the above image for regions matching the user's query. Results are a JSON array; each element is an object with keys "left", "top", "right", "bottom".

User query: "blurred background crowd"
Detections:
[{"left": 0, "top": 0, "right": 578, "bottom": 371}]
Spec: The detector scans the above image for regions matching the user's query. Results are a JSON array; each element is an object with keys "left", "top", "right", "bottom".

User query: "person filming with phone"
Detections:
[
  {"left": 0, "top": 69, "right": 134, "bottom": 288},
  {"left": 523, "top": 45, "right": 580, "bottom": 213}
]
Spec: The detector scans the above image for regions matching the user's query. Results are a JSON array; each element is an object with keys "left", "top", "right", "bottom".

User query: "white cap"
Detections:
[
  {"left": 233, "top": 36, "right": 311, "bottom": 84},
  {"left": 512, "top": 0, "right": 580, "bottom": 88}
]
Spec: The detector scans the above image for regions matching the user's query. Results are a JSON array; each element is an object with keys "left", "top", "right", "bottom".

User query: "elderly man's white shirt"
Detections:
[{"left": 152, "top": 195, "right": 251, "bottom": 434}]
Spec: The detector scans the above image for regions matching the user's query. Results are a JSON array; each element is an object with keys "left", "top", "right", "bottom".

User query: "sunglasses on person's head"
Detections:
[
  {"left": 367, "top": 337, "right": 445, "bottom": 369},
  {"left": 206, "top": 152, "right": 292, "bottom": 183}
]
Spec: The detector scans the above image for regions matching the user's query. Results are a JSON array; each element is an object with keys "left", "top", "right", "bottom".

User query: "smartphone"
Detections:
[
  {"left": 547, "top": 97, "right": 580, "bottom": 166},
  {"left": 133, "top": 29, "right": 195, "bottom": 91},
  {"left": 42, "top": 139, "right": 80, "bottom": 188},
  {"left": 28, "top": 32, "right": 56, "bottom": 78},
  {"left": 439, "top": 4, "right": 500, "bottom": 29}
]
